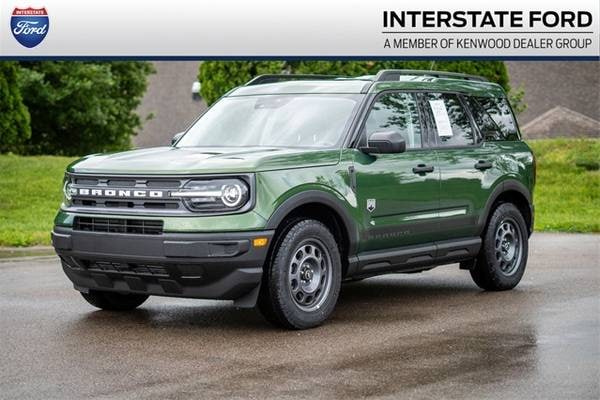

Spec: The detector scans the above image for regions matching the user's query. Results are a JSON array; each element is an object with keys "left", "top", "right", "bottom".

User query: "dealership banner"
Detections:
[{"left": 1, "top": 0, "right": 598, "bottom": 59}]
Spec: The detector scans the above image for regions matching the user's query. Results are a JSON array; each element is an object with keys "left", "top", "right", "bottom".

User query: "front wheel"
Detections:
[
  {"left": 258, "top": 219, "right": 342, "bottom": 329},
  {"left": 80, "top": 290, "right": 149, "bottom": 311},
  {"left": 470, "top": 203, "right": 529, "bottom": 291}
]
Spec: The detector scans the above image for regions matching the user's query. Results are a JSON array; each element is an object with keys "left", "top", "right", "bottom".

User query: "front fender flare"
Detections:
[{"left": 265, "top": 190, "right": 359, "bottom": 256}]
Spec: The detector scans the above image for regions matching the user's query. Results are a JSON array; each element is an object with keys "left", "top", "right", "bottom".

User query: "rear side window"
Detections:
[
  {"left": 475, "top": 96, "right": 519, "bottom": 140},
  {"left": 464, "top": 96, "right": 504, "bottom": 141},
  {"left": 424, "top": 93, "right": 475, "bottom": 147},
  {"left": 364, "top": 92, "right": 423, "bottom": 149}
]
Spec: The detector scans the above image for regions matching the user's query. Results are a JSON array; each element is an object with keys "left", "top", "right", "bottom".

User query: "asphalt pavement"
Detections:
[{"left": 0, "top": 233, "right": 598, "bottom": 400}]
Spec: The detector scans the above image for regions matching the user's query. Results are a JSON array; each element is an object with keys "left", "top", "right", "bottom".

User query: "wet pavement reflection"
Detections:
[{"left": 0, "top": 233, "right": 598, "bottom": 399}]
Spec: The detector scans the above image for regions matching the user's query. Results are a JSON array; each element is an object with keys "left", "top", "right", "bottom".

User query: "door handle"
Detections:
[
  {"left": 474, "top": 160, "right": 493, "bottom": 170},
  {"left": 412, "top": 164, "right": 435, "bottom": 174}
]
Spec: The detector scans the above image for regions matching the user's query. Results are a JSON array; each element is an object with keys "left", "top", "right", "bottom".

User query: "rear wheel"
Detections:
[
  {"left": 258, "top": 219, "right": 342, "bottom": 329},
  {"left": 470, "top": 203, "right": 528, "bottom": 291},
  {"left": 80, "top": 290, "right": 148, "bottom": 311}
]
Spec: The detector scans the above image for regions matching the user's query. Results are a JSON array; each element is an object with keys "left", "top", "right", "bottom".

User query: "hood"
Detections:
[{"left": 68, "top": 146, "right": 341, "bottom": 175}]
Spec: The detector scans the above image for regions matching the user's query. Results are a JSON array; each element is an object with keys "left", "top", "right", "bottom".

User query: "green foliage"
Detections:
[
  {"left": 527, "top": 138, "right": 599, "bottom": 233},
  {"left": 198, "top": 60, "right": 511, "bottom": 105},
  {"left": 0, "top": 154, "right": 76, "bottom": 246},
  {"left": 0, "top": 62, "right": 31, "bottom": 153},
  {"left": 508, "top": 85, "right": 527, "bottom": 115},
  {"left": 198, "top": 61, "right": 283, "bottom": 105},
  {"left": 17, "top": 61, "right": 154, "bottom": 156}
]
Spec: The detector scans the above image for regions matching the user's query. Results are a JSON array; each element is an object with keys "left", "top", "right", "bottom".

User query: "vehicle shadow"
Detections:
[{"left": 68, "top": 272, "right": 487, "bottom": 332}]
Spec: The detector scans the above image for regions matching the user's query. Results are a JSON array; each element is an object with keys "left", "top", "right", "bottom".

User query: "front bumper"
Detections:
[{"left": 52, "top": 226, "right": 274, "bottom": 305}]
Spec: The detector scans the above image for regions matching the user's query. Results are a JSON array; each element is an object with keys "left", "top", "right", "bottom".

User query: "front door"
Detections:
[{"left": 352, "top": 91, "right": 440, "bottom": 252}]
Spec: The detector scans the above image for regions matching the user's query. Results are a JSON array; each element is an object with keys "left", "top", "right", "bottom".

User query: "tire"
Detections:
[
  {"left": 80, "top": 290, "right": 149, "bottom": 311},
  {"left": 470, "top": 203, "right": 529, "bottom": 291},
  {"left": 258, "top": 219, "right": 342, "bottom": 329}
]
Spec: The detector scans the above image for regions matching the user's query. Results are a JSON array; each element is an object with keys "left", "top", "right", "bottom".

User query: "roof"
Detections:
[
  {"left": 230, "top": 80, "right": 371, "bottom": 96},
  {"left": 227, "top": 70, "right": 506, "bottom": 98},
  {"left": 368, "top": 78, "right": 505, "bottom": 97}
]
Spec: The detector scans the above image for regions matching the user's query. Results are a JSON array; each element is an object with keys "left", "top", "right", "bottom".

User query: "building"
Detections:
[
  {"left": 506, "top": 61, "right": 599, "bottom": 139},
  {"left": 133, "top": 62, "right": 206, "bottom": 148},
  {"left": 133, "top": 61, "right": 599, "bottom": 148}
]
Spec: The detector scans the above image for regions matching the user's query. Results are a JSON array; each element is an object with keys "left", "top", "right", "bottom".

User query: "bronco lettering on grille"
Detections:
[{"left": 76, "top": 188, "right": 165, "bottom": 198}]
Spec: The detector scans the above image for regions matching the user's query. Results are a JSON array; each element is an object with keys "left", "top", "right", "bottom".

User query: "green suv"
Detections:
[{"left": 52, "top": 70, "right": 535, "bottom": 329}]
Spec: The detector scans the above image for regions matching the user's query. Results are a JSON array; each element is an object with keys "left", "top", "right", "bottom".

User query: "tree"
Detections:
[
  {"left": 0, "top": 62, "right": 31, "bottom": 154},
  {"left": 198, "top": 61, "right": 283, "bottom": 105},
  {"left": 198, "top": 60, "right": 514, "bottom": 106},
  {"left": 17, "top": 61, "right": 154, "bottom": 156}
]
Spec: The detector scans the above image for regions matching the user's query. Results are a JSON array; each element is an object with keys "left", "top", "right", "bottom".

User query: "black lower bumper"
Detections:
[{"left": 52, "top": 227, "right": 274, "bottom": 306}]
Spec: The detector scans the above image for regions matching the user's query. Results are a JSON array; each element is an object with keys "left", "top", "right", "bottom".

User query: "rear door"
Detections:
[
  {"left": 422, "top": 92, "right": 499, "bottom": 240},
  {"left": 352, "top": 91, "right": 440, "bottom": 252}
]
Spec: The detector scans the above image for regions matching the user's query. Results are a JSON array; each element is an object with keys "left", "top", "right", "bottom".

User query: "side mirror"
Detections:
[
  {"left": 171, "top": 132, "right": 184, "bottom": 146},
  {"left": 361, "top": 131, "right": 406, "bottom": 154}
]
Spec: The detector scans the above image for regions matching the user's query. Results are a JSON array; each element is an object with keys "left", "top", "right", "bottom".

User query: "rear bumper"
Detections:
[{"left": 52, "top": 226, "right": 274, "bottom": 305}]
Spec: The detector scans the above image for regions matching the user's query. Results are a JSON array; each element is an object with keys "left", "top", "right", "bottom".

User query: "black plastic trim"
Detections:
[
  {"left": 52, "top": 226, "right": 273, "bottom": 262},
  {"left": 265, "top": 190, "right": 359, "bottom": 256},
  {"left": 52, "top": 227, "right": 274, "bottom": 304},
  {"left": 352, "top": 236, "right": 481, "bottom": 278},
  {"left": 478, "top": 180, "right": 533, "bottom": 236}
]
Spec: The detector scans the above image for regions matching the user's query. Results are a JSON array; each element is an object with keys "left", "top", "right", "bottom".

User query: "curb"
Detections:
[{"left": 0, "top": 246, "right": 55, "bottom": 260}]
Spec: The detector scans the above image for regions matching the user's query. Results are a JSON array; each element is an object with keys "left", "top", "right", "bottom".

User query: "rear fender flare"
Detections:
[{"left": 478, "top": 179, "right": 533, "bottom": 235}]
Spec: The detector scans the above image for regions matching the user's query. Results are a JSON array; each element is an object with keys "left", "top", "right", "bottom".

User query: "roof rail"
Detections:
[
  {"left": 374, "top": 69, "right": 488, "bottom": 83},
  {"left": 245, "top": 74, "right": 342, "bottom": 86}
]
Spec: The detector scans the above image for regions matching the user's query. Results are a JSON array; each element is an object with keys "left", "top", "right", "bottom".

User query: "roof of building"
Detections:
[
  {"left": 228, "top": 70, "right": 506, "bottom": 98},
  {"left": 521, "top": 106, "right": 600, "bottom": 138},
  {"left": 506, "top": 61, "right": 600, "bottom": 128}
]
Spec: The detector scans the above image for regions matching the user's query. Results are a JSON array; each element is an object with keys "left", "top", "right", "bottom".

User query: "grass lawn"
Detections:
[
  {"left": 0, "top": 138, "right": 598, "bottom": 247},
  {"left": 527, "top": 138, "right": 599, "bottom": 233},
  {"left": 0, "top": 154, "right": 76, "bottom": 246}
]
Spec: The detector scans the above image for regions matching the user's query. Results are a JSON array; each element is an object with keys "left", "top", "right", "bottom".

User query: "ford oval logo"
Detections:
[{"left": 11, "top": 7, "right": 49, "bottom": 48}]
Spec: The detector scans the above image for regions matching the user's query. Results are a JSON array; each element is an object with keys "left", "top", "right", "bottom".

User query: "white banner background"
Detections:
[{"left": 1, "top": 0, "right": 598, "bottom": 57}]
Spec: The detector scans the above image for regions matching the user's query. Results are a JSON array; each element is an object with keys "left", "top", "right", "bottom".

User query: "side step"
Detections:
[{"left": 353, "top": 237, "right": 481, "bottom": 276}]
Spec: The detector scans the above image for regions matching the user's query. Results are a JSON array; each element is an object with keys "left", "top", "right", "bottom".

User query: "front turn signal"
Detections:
[{"left": 253, "top": 237, "right": 268, "bottom": 248}]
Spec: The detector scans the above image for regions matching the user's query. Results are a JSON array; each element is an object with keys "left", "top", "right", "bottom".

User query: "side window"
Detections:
[
  {"left": 465, "top": 96, "right": 503, "bottom": 141},
  {"left": 475, "top": 96, "right": 519, "bottom": 140},
  {"left": 363, "top": 92, "right": 422, "bottom": 149},
  {"left": 424, "top": 93, "right": 475, "bottom": 147}
]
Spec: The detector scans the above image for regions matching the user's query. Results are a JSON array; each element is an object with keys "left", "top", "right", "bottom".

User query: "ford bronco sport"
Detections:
[{"left": 52, "top": 70, "right": 535, "bottom": 329}]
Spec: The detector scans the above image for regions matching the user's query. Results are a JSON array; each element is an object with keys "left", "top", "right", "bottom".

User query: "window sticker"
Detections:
[{"left": 429, "top": 100, "right": 453, "bottom": 137}]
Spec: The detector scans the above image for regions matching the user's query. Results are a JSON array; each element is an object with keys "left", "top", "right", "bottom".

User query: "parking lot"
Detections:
[{"left": 0, "top": 233, "right": 598, "bottom": 399}]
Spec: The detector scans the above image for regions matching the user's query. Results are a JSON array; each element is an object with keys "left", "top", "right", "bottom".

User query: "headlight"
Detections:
[
  {"left": 172, "top": 178, "right": 250, "bottom": 213},
  {"left": 62, "top": 175, "right": 76, "bottom": 204}
]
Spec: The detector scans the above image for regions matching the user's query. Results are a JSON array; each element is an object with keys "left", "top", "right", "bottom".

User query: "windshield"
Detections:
[{"left": 177, "top": 94, "right": 361, "bottom": 148}]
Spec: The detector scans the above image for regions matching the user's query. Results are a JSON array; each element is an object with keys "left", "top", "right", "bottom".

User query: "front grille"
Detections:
[
  {"left": 68, "top": 175, "right": 186, "bottom": 213},
  {"left": 86, "top": 260, "right": 169, "bottom": 277},
  {"left": 74, "top": 216, "right": 163, "bottom": 235}
]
